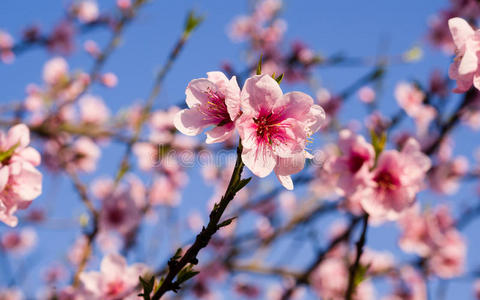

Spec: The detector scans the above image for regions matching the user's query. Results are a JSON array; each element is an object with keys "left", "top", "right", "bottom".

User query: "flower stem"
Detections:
[{"left": 150, "top": 142, "right": 248, "bottom": 300}]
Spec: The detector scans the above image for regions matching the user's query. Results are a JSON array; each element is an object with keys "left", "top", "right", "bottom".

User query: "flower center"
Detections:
[
  {"left": 201, "top": 88, "right": 231, "bottom": 126},
  {"left": 106, "top": 280, "right": 125, "bottom": 297},
  {"left": 253, "top": 110, "right": 287, "bottom": 146},
  {"left": 374, "top": 170, "right": 400, "bottom": 191}
]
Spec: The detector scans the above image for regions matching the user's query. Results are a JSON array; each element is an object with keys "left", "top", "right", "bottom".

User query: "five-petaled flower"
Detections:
[
  {"left": 174, "top": 71, "right": 241, "bottom": 144},
  {"left": 236, "top": 74, "right": 325, "bottom": 189}
]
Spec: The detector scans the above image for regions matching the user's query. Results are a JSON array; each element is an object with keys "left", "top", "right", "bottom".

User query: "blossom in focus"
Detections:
[
  {"left": 79, "top": 253, "right": 149, "bottom": 300},
  {"left": 448, "top": 17, "right": 480, "bottom": 93},
  {"left": 236, "top": 74, "right": 325, "bottom": 190},
  {"left": 174, "top": 71, "right": 241, "bottom": 144},
  {"left": 360, "top": 138, "right": 431, "bottom": 221},
  {"left": 0, "top": 124, "right": 42, "bottom": 227}
]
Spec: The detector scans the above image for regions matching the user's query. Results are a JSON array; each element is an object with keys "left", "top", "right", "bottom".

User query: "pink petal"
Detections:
[
  {"left": 448, "top": 17, "right": 474, "bottom": 50},
  {"left": 174, "top": 108, "right": 209, "bottom": 136},
  {"left": 0, "top": 166, "right": 9, "bottom": 192},
  {"left": 458, "top": 48, "right": 478, "bottom": 75},
  {"left": 185, "top": 79, "right": 217, "bottom": 108},
  {"left": 205, "top": 123, "right": 234, "bottom": 144},
  {"left": 6, "top": 124, "right": 30, "bottom": 149},
  {"left": 241, "top": 145, "right": 276, "bottom": 177},
  {"left": 241, "top": 74, "right": 284, "bottom": 116}
]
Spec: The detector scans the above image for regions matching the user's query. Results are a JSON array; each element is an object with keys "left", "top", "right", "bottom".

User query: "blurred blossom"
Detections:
[
  {"left": 43, "top": 56, "right": 69, "bottom": 86},
  {"left": 100, "top": 72, "right": 118, "bottom": 88},
  {"left": 0, "top": 228, "right": 37, "bottom": 255},
  {"left": 357, "top": 86, "right": 376, "bottom": 103},
  {"left": 0, "top": 30, "right": 14, "bottom": 64},
  {"left": 78, "top": 94, "right": 110, "bottom": 125},
  {"left": 79, "top": 253, "right": 149, "bottom": 299},
  {"left": 74, "top": 0, "right": 100, "bottom": 24}
]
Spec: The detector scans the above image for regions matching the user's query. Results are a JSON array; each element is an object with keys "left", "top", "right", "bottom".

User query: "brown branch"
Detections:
[
  {"left": 345, "top": 213, "right": 369, "bottom": 300},
  {"left": 150, "top": 143, "right": 248, "bottom": 299}
]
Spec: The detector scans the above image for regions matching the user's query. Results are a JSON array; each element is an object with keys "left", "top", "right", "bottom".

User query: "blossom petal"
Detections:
[
  {"left": 205, "top": 123, "right": 234, "bottom": 144},
  {"left": 241, "top": 74, "right": 283, "bottom": 115},
  {"left": 448, "top": 17, "right": 474, "bottom": 50},
  {"left": 185, "top": 79, "right": 217, "bottom": 108},
  {"left": 241, "top": 145, "right": 276, "bottom": 177},
  {"left": 174, "top": 108, "right": 209, "bottom": 136}
]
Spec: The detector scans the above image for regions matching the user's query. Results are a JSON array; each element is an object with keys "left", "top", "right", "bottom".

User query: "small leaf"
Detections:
[
  {"left": 138, "top": 275, "right": 154, "bottom": 300},
  {"left": 235, "top": 177, "right": 252, "bottom": 192},
  {"left": 275, "top": 73, "right": 284, "bottom": 84},
  {"left": 184, "top": 10, "right": 204, "bottom": 35},
  {"left": 271, "top": 72, "right": 276, "bottom": 79},
  {"left": 370, "top": 129, "right": 386, "bottom": 159},
  {"left": 0, "top": 142, "right": 19, "bottom": 163},
  {"left": 353, "top": 264, "right": 369, "bottom": 288},
  {"left": 176, "top": 264, "right": 200, "bottom": 286},
  {"left": 256, "top": 55, "right": 263, "bottom": 75},
  {"left": 217, "top": 216, "right": 237, "bottom": 229}
]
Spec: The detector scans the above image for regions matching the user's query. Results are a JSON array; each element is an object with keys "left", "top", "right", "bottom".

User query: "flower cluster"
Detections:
[{"left": 175, "top": 71, "right": 325, "bottom": 190}]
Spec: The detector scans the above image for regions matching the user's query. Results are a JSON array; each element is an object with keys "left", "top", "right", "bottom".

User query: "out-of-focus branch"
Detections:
[
  {"left": 280, "top": 216, "right": 362, "bottom": 300},
  {"left": 345, "top": 214, "right": 369, "bottom": 300}
]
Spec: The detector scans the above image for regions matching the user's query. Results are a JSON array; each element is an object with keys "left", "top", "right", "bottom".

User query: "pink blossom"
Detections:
[
  {"left": 429, "top": 156, "right": 468, "bottom": 194},
  {"left": 0, "top": 228, "right": 37, "bottom": 256},
  {"left": 70, "top": 137, "right": 101, "bottom": 173},
  {"left": 47, "top": 21, "right": 75, "bottom": 55},
  {"left": 43, "top": 57, "right": 69, "bottom": 86},
  {"left": 79, "top": 94, "right": 110, "bottom": 124},
  {"left": 0, "top": 288, "right": 23, "bottom": 300},
  {"left": 84, "top": 40, "right": 100, "bottom": 57},
  {"left": 117, "top": 0, "right": 132, "bottom": 11},
  {"left": 360, "top": 138, "right": 431, "bottom": 220},
  {"left": 100, "top": 72, "right": 118, "bottom": 88},
  {"left": 330, "top": 130, "right": 375, "bottom": 213},
  {"left": 386, "top": 266, "right": 426, "bottom": 300},
  {"left": 428, "top": 230, "right": 466, "bottom": 278},
  {"left": 394, "top": 82, "right": 425, "bottom": 116},
  {"left": 79, "top": 253, "right": 149, "bottom": 300},
  {"left": 398, "top": 204, "right": 466, "bottom": 278},
  {"left": 310, "top": 258, "right": 374, "bottom": 300},
  {"left": 448, "top": 17, "right": 480, "bottom": 93},
  {"left": 236, "top": 74, "right": 325, "bottom": 190},
  {"left": 75, "top": 1, "right": 99, "bottom": 23},
  {"left": 357, "top": 86, "right": 376, "bottom": 103},
  {"left": 0, "top": 30, "right": 14, "bottom": 64},
  {"left": 0, "top": 124, "right": 42, "bottom": 226},
  {"left": 95, "top": 177, "right": 144, "bottom": 235},
  {"left": 174, "top": 71, "right": 241, "bottom": 144}
]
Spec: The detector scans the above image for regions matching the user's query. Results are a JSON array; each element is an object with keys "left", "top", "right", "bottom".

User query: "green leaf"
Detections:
[
  {"left": 370, "top": 129, "right": 386, "bottom": 159},
  {"left": 184, "top": 10, "right": 204, "bottom": 35},
  {"left": 235, "top": 177, "right": 251, "bottom": 192},
  {"left": 0, "top": 142, "right": 19, "bottom": 163},
  {"left": 138, "top": 275, "right": 155, "bottom": 300},
  {"left": 353, "top": 264, "right": 369, "bottom": 288},
  {"left": 176, "top": 264, "right": 200, "bottom": 285},
  {"left": 275, "top": 73, "right": 284, "bottom": 84},
  {"left": 217, "top": 216, "right": 237, "bottom": 229},
  {"left": 256, "top": 55, "right": 263, "bottom": 75}
]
